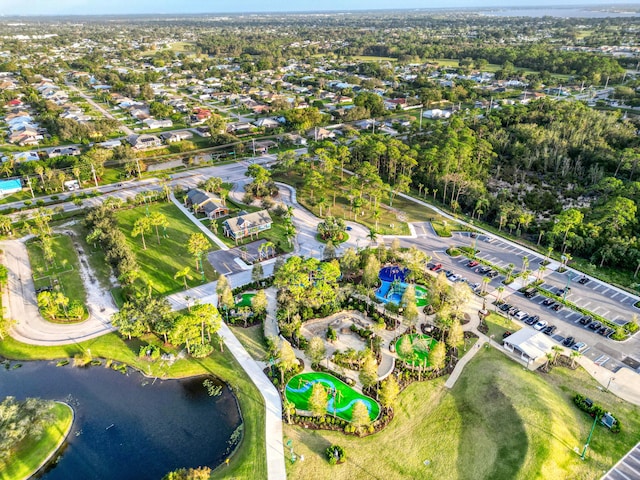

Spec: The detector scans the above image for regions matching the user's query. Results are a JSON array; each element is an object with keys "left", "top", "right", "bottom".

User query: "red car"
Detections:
[
  {"left": 467, "top": 260, "right": 479, "bottom": 268},
  {"left": 430, "top": 263, "right": 443, "bottom": 271}
]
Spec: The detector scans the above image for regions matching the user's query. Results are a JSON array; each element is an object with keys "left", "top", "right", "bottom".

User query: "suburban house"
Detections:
[
  {"left": 143, "top": 118, "right": 173, "bottom": 129},
  {"left": 223, "top": 210, "right": 273, "bottom": 241},
  {"left": 185, "top": 188, "right": 228, "bottom": 219},
  {"left": 253, "top": 117, "right": 281, "bottom": 129},
  {"left": 503, "top": 328, "right": 556, "bottom": 369},
  {"left": 161, "top": 130, "right": 193, "bottom": 143},
  {"left": 128, "top": 134, "right": 162, "bottom": 150}
]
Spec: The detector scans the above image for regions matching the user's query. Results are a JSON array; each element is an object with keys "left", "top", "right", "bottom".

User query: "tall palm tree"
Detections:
[
  {"left": 506, "top": 263, "right": 515, "bottom": 283},
  {"left": 174, "top": 267, "right": 191, "bottom": 290},
  {"left": 373, "top": 208, "right": 381, "bottom": 230},
  {"left": 537, "top": 264, "right": 547, "bottom": 282},
  {"left": 367, "top": 228, "right": 378, "bottom": 246},
  {"left": 521, "top": 256, "right": 529, "bottom": 275}
]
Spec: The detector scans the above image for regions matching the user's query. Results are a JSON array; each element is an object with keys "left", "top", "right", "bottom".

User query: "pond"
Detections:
[{"left": 1, "top": 360, "right": 242, "bottom": 480}]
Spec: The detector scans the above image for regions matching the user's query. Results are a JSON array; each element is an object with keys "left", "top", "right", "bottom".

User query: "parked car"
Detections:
[
  {"left": 534, "top": 320, "right": 548, "bottom": 331},
  {"left": 542, "top": 298, "right": 554, "bottom": 306},
  {"left": 525, "top": 315, "right": 538, "bottom": 325},
  {"left": 578, "top": 277, "right": 590, "bottom": 285},
  {"left": 588, "top": 321, "right": 602, "bottom": 331},
  {"left": 456, "top": 277, "right": 468, "bottom": 283},
  {"left": 543, "top": 325, "right": 557, "bottom": 335},
  {"left": 579, "top": 316, "right": 593, "bottom": 325},
  {"left": 469, "top": 282, "right": 481, "bottom": 291},
  {"left": 597, "top": 326, "right": 610, "bottom": 336},
  {"left": 499, "top": 303, "right": 512, "bottom": 312},
  {"left": 557, "top": 287, "right": 570, "bottom": 295},
  {"left": 572, "top": 342, "right": 588, "bottom": 352},
  {"left": 551, "top": 303, "right": 563, "bottom": 311},
  {"left": 502, "top": 330, "right": 512, "bottom": 338},
  {"left": 35, "top": 286, "right": 52, "bottom": 294},
  {"left": 487, "top": 270, "right": 499, "bottom": 278},
  {"left": 445, "top": 270, "right": 454, "bottom": 278},
  {"left": 508, "top": 307, "right": 520, "bottom": 316},
  {"left": 467, "top": 260, "right": 479, "bottom": 268},
  {"left": 430, "top": 263, "right": 442, "bottom": 271},
  {"left": 477, "top": 266, "right": 491, "bottom": 274},
  {"left": 449, "top": 274, "right": 461, "bottom": 282},
  {"left": 601, "top": 327, "right": 614, "bottom": 337},
  {"left": 524, "top": 288, "right": 537, "bottom": 298},
  {"left": 514, "top": 311, "right": 529, "bottom": 321},
  {"left": 563, "top": 336, "right": 575, "bottom": 347}
]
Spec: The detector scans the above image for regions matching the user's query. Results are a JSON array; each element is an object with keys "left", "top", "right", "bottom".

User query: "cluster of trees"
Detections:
[
  {"left": 402, "top": 99, "right": 640, "bottom": 273},
  {"left": 112, "top": 296, "right": 222, "bottom": 358},
  {"left": 274, "top": 256, "right": 342, "bottom": 341},
  {"left": 85, "top": 203, "right": 140, "bottom": 290},
  {"left": 245, "top": 164, "right": 277, "bottom": 199},
  {"left": 0, "top": 397, "right": 55, "bottom": 461}
]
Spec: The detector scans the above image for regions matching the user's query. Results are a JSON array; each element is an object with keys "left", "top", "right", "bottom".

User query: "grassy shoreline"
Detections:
[
  {"left": 0, "top": 333, "right": 267, "bottom": 479},
  {"left": 0, "top": 402, "right": 74, "bottom": 480}
]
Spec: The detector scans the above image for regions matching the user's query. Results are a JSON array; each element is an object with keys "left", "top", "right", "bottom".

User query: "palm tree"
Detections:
[
  {"left": 174, "top": 267, "right": 192, "bottom": 290},
  {"left": 521, "top": 256, "right": 529, "bottom": 275},
  {"left": 210, "top": 219, "right": 219, "bottom": 234},
  {"left": 537, "top": 264, "right": 547, "bottom": 282},
  {"left": 570, "top": 350, "right": 581, "bottom": 368},
  {"left": 149, "top": 212, "right": 169, "bottom": 244},
  {"left": 373, "top": 208, "right": 381, "bottom": 230},
  {"left": 496, "top": 286, "right": 505, "bottom": 303},
  {"left": 263, "top": 241, "right": 276, "bottom": 258},
  {"left": 317, "top": 196, "right": 328, "bottom": 217},
  {"left": 552, "top": 345, "right": 562, "bottom": 365},
  {"left": 481, "top": 276, "right": 491, "bottom": 295},
  {"left": 367, "top": 228, "right": 378, "bottom": 246},
  {"left": 506, "top": 263, "right": 515, "bottom": 283},
  {"left": 131, "top": 217, "right": 151, "bottom": 250}
]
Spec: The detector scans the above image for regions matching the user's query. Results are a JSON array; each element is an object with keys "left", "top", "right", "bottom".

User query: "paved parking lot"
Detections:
[
  {"left": 399, "top": 226, "right": 640, "bottom": 375},
  {"left": 602, "top": 441, "right": 640, "bottom": 480}
]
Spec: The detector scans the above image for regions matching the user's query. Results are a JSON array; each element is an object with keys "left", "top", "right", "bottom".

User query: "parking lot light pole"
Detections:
[
  {"left": 581, "top": 414, "right": 599, "bottom": 460},
  {"left": 563, "top": 275, "right": 571, "bottom": 302}
]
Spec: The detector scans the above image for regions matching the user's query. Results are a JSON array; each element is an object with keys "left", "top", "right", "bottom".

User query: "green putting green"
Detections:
[
  {"left": 415, "top": 285, "right": 429, "bottom": 307},
  {"left": 285, "top": 372, "right": 380, "bottom": 422},
  {"left": 395, "top": 334, "right": 439, "bottom": 366},
  {"left": 235, "top": 293, "right": 255, "bottom": 308}
]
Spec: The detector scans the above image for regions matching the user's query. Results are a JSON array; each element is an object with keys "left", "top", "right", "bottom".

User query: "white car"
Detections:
[
  {"left": 572, "top": 342, "right": 588, "bottom": 352},
  {"left": 533, "top": 320, "right": 548, "bottom": 331},
  {"left": 449, "top": 274, "right": 461, "bottom": 282},
  {"left": 514, "top": 311, "right": 529, "bottom": 321}
]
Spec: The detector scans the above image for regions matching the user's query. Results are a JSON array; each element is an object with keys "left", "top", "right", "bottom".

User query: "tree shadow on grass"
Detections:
[{"left": 453, "top": 374, "right": 528, "bottom": 480}]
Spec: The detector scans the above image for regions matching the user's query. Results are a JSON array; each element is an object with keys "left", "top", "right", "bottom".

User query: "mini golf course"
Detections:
[
  {"left": 395, "top": 334, "right": 439, "bottom": 366},
  {"left": 375, "top": 266, "right": 429, "bottom": 307},
  {"left": 285, "top": 372, "right": 380, "bottom": 422},
  {"left": 235, "top": 293, "right": 255, "bottom": 308}
]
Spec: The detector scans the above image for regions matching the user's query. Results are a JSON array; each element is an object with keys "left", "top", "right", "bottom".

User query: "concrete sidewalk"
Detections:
[{"left": 169, "top": 192, "right": 229, "bottom": 251}]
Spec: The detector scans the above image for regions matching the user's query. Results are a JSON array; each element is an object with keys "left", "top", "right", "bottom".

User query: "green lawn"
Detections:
[
  {"left": 283, "top": 347, "right": 640, "bottom": 480},
  {"left": 395, "top": 334, "right": 439, "bottom": 366},
  {"left": 0, "top": 402, "right": 74, "bottom": 480},
  {"left": 484, "top": 312, "right": 522, "bottom": 341},
  {"left": 70, "top": 222, "right": 113, "bottom": 291},
  {"left": 0, "top": 333, "right": 266, "bottom": 480},
  {"left": 229, "top": 324, "right": 269, "bottom": 362},
  {"left": 26, "top": 235, "right": 88, "bottom": 319},
  {"left": 286, "top": 372, "right": 380, "bottom": 422},
  {"left": 114, "top": 203, "right": 218, "bottom": 295}
]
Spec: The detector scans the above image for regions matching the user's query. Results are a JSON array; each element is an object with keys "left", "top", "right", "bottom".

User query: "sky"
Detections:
[{"left": 0, "top": 0, "right": 638, "bottom": 16}]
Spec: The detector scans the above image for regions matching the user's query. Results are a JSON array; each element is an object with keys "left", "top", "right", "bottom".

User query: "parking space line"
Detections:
[
  {"left": 602, "top": 288, "right": 610, "bottom": 294},
  {"left": 592, "top": 285, "right": 601, "bottom": 291},
  {"left": 566, "top": 312, "right": 579, "bottom": 320},
  {"left": 581, "top": 301, "right": 591, "bottom": 309},
  {"left": 610, "top": 292, "right": 619, "bottom": 299}
]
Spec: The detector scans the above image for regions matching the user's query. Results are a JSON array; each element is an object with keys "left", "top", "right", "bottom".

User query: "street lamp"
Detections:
[
  {"left": 606, "top": 376, "right": 615, "bottom": 392},
  {"left": 581, "top": 414, "right": 600, "bottom": 460}
]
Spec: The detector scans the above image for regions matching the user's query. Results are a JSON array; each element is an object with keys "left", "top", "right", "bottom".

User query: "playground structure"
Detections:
[
  {"left": 285, "top": 372, "right": 380, "bottom": 422},
  {"left": 395, "top": 334, "right": 439, "bottom": 367},
  {"left": 375, "top": 266, "right": 429, "bottom": 307}
]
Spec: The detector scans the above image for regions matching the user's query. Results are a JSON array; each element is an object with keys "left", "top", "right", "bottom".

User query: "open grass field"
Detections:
[
  {"left": 0, "top": 333, "right": 266, "bottom": 480},
  {"left": 484, "top": 312, "right": 522, "bottom": 340},
  {"left": 0, "top": 402, "right": 74, "bottom": 480},
  {"left": 114, "top": 203, "right": 218, "bottom": 295},
  {"left": 26, "top": 234, "right": 88, "bottom": 312},
  {"left": 283, "top": 347, "right": 640, "bottom": 480},
  {"left": 395, "top": 334, "right": 439, "bottom": 366},
  {"left": 286, "top": 372, "right": 380, "bottom": 422}
]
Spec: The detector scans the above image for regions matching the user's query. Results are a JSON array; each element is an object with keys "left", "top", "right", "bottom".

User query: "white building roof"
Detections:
[{"left": 503, "top": 328, "right": 556, "bottom": 361}]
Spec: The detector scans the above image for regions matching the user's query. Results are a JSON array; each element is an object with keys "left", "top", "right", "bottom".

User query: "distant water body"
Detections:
[{"left": 478, "top": 7, "right": 639, "bottom": 18}]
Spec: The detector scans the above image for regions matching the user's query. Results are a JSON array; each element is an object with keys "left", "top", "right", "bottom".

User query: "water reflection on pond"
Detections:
[{"left": 1, "top": 360, "right": 241, "bottom": 480}]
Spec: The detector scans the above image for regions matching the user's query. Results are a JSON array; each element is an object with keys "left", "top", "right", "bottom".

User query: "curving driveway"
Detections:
[{"left": 2, "top": 238, "right": 116, "bottom": 345}]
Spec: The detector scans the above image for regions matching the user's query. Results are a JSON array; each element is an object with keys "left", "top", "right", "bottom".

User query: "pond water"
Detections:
[{"left": 0, "top": 360, "right": 241, "bottom": 480}]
